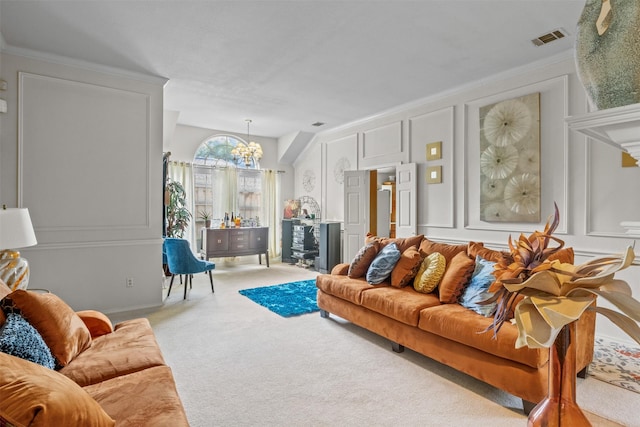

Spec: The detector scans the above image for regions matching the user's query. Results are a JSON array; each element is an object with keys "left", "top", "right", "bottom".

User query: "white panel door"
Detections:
[
  {"left": 343, "top": 170, "right": 370, "bottom": 262},
  {"left": 396, "top": 163, "right": 417, "bottom": 237}
]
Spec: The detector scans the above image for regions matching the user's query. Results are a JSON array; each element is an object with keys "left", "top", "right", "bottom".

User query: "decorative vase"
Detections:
[
  {"left": 575, "top": 0, "right": 640, "bottom": 110},
  {"left": 527, "top": 321, "right": 591, "bottom": 427}
]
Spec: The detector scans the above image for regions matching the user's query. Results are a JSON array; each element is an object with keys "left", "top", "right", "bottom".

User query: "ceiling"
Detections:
[{"left": 0, "top": 1, "right": 585, "bottom": 139}]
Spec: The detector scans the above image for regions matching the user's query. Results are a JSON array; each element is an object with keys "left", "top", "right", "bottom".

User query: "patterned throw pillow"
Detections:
[
  {"left": 413, "top": 252, "right": 447, "bottom": 294},
  {"left": 348, "top": 241, "right": 380, "bottom": 278},
  {"left": 366, "top": 243, "right": 401, "bottom": 285},
  {"left": 460, "top": 256, "right": 497, "bottom": 316},
  {"left": 0, "top": 313, "right": 56, "bottom": 369}
]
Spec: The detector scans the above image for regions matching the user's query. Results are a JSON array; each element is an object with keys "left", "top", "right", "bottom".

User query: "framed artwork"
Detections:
[
  {"left": 479, "top": 92, "right": 540, "bottom": 222},
  {"left": 426, "top": 166, "right": 442, "bottom": 184},
  {"left": 426, "top": 141, "right": 442, "bottom": 160}
]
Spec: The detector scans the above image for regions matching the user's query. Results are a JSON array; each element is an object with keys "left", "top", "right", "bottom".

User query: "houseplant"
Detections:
[
  {"left": 487, "top": 204, "right": 640, "bottom": 426},
  {"left": 199, "top": 210, "right": 212, "bottom": 228},
  {"left": 165, "top": 178, "right": 191, "bottom": 238}
]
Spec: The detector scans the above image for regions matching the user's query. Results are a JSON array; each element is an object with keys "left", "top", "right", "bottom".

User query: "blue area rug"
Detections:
[{"left": 238, "top": 279, "right": 319, "bottom": 317}]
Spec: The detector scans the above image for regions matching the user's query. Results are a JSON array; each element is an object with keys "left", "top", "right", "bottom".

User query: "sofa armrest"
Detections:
[
  {"left": 76, "top": 310, "right": 114, "bottom": 338},
  {"left": 331, "top": 263, "right": 350, "bottom": 276}
]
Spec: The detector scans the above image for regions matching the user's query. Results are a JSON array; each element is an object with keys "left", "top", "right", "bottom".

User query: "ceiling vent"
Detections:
[
  {"left": 531, "top": 29, "right": 567, "bottom": 47},
  {"left": 311, "top": 122, "right": 325, "bottom": 127}
]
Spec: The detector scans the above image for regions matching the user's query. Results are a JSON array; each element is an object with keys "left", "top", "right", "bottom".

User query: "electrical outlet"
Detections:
[{"left": 126, "top": 278, "right": 134, "bottom": 288}]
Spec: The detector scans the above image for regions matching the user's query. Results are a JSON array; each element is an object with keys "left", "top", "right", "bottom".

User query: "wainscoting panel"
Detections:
[
  {"left": 324, "top": 133, "right": 358, "bottom": 222},
  {"left": 463, "top": 75, "right": 569, "bottom": 234},
  {"left": 360, "top": 121, "right": 403, "bottom": 169},
  {"left": 18, "top": 72, "right": 151, "bottom": 242},
  {"left": 409, "top": 106, "right": 455, "bottom": 228}
]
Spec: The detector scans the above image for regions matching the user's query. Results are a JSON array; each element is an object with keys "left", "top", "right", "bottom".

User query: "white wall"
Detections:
[
  {"left": 0, "top": 51, "right": 166, "bottom": 314},
  {"left": 295, "top": 53, "right": 640, "bottom": 344}
]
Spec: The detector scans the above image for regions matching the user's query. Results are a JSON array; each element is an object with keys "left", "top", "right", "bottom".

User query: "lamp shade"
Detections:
[{"left": 0, "top": 208, "right": 37, "bottom": 249}]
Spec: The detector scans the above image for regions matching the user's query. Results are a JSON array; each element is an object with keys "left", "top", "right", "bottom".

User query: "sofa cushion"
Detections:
[
  {"left": 1, "top": 290, "right": 91, "bottom": 367},
  {"left": 365, "top": 233, "right": 423, "bottom": 253},
  {"left": 418, "top": 304, "right": 547, "bottom": 368},
  {"left": 316, "top": 274, "right": 375, "bottom": 305},
  {"left": 460, "top": 256, "right": 497, "bottom": 316},
  {"left": 0, "top": 351, "right": 115, "bottom": 427},
  {"left": 418, "top": 237, "right": 468, "bottom": 263},
  {"left": 366, "top": 243, "right": 401, "bottom": 284},
  {"left": 59, "top": 318, "right": 166, "bottom": 387},
  {"left": 0, "top": 312, "right": 56, "bottom": 369},
  {"left": 84, "top": 365, "right": 188, "bottom": 427},
  {"left": 414, "top": 252, "right": 446, "bottom": 294},
  {"left": 348, "top": 241, "right": 380, "bottom": 278},
  {"left": 390, "top": 246, "right": 422, "bottom": 288},
  {"left": 438, "top": 251, "right": 475, "bottom": 303},
  {"left": 76, "top": 310, "right": 114, "bottom": 338},
  {"left": 360, "top": 286, "right": 441, "bottom": 326}
]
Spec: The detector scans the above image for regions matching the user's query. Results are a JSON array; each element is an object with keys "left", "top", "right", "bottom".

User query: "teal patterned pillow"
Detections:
[
  {"left": 460, "top": 255, "right": 497, "bottom": 316},
  {"left": 0, "top": 313, "right": 56, "bottom": 369},
  {"left": 366, "top": 243, "right": 401, "bottom": 284}
]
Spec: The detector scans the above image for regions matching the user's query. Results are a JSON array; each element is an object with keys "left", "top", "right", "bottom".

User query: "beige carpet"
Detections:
[{"left": 110, "top": 261, "right": 639, "bottom": 427}]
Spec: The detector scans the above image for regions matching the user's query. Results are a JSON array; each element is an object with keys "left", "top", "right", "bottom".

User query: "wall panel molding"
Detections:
[
  {"left": 18, "top": 72, "right": 152, "bottom": 242},
  {"left": 360, "top": 121, "right": 403, "bottom": 168},
  {"left": 463, "top": 75, "right": 569, "bottom": 234}
]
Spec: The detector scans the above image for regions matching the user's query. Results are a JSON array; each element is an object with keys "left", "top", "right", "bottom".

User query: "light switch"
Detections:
[{"left": 0, "top": 99, "right": 7, "bottom": 113}]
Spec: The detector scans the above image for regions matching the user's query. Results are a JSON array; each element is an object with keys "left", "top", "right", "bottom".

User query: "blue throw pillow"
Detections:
[
  {"left": 366, "top": 243, "right": 401, "bottom": 284},
  {"left": 0, "top": 312, "right": 56, "bottom": 369},
  {"left": 460, "top": 255, "right": 497, "bottom": 316}
]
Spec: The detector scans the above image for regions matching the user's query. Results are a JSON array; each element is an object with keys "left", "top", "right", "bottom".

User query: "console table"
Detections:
[{"left": 200, "top": 227, "right": 269, "bottom": 267}]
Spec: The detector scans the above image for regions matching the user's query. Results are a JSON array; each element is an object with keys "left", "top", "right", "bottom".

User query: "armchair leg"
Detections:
[
  {"left": 167, "top": 275, "right": 175, "bottom": 297},
  {"left": 183, "top": 275, "right": 190, "bottom": 300},
  {"left": 208, "top": 270, "right": 214, "bottom": 293}
]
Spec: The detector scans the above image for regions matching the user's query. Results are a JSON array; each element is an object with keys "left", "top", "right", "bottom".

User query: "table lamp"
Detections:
[{"left": 0, "top": 205, "right": 37, "bottom": 291}]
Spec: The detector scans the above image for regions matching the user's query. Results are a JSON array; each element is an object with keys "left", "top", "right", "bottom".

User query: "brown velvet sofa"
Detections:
[
  {"left": 316, "top": 235, "right": 596, "bottom": 413},
  {"left": 0, "top": 283, "right": 188, "bottom": 426}
]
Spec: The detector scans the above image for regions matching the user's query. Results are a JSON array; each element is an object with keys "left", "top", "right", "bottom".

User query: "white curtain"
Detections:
[
  {"left": 167, "top": 161, "right": 195, "bottom": 249},
  {"left": 261, "top": 170, "right": 281, "bottom": 258}
]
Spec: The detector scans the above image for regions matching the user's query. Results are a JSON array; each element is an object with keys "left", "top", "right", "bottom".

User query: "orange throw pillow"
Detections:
[
  {"left": 438, "top": 251, "right": 475, "bottom": 303},
  {"left": 390, "top": 247, "right": 423, "bottom": 288},
  {"left": 365, "top": 233, "right": 424, "bottom": 253},
  {"left": 419, "top": 237, "right": 468, "bottom": 264},
  {"left": 348, "top": 241, "right": 380, "bottom": 278},
  {"left": 0, "top": 352, "right": 115, "bottom": 426},
  {"left": 467, "top": 241, "right": 507, "bottom": 263},
  {"left": 6, "top": 290, "right": 92, "bottom": 366}
]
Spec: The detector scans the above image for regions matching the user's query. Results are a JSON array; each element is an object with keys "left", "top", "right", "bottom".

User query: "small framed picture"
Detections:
[
  {"left": 426, "top": 166, "right": 442, "bottom": 184},
  {"left": 426, "top": 141, "right": 442, "bottom": 161}
]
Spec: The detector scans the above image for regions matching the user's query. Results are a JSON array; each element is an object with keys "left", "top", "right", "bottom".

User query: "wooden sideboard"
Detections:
[{"left": 200, "top": 227, "right": 269, "bottom": 267}]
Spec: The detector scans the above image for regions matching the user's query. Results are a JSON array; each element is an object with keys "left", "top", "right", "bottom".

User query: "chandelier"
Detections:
[{"left": 231, "top": 119, "right": 263, "bottom": 168}]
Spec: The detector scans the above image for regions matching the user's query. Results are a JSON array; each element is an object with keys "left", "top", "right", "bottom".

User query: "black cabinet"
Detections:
[
  {"left": 281, "top": 219, "right": 300, "bottom": 263},
  {"left": 291, "top": 224, "right": 318, "bottom": 266},
  {"left": 317, "top": 222, "right": 341, "bottom": 274}
]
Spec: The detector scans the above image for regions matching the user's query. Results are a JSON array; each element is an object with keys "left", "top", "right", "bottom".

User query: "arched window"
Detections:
[
  {"left": 193, "top": 135, "right": 260, "bottom": 169},
  {"left": 192, "top": 135, "right": 263, "bottom": 239}
]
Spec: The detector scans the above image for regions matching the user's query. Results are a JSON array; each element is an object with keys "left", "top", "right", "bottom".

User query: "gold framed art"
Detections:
[
  {"left": 426, "top": 141, "right": 442, "bottom": 160},
  {"left": 426, "top": 166, "right": 442, "bottom": 184}
]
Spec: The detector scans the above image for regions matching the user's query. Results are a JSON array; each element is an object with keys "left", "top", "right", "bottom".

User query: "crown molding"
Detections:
[{"left": 1, "top": 44, "right": 168, "bottom": 86}]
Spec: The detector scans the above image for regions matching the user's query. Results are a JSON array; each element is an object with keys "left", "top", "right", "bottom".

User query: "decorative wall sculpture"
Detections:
[{"left": 479, "top": 92, "right": 540, "bottom": 222}]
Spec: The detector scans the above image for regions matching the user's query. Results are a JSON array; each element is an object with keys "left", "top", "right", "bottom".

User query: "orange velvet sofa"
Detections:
[
  {"left": 316, "top": 235, "right": 596, "bottom": 413},
  {"left": 0, "top": 282, "right": 188, "bottom": 426}
]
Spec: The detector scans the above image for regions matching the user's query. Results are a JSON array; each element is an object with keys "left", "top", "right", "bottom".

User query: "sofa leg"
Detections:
[
  {"left": 522, "top": 399, "right": 537, "bottom": 415},
  {"left": 391, "top": 342, "right": 404, "bottom": 353},
  {"left": 320, "top": 309, "right": 330, "bottom": 318},
  {"left": 577, "top": 366, "right": 588, "bottom": 378}
]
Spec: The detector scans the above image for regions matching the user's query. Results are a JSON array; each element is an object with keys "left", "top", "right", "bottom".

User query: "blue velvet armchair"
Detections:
[{"left": 163, "top": 238, "right": 215, "bottom": 300}]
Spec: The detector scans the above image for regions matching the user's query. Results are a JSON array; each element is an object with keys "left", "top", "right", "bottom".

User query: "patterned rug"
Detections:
[
  {"left": 590, "top": 337, "right": 640, "bottom": 394},
  {"left": 238, "top": 279, "right": 319, "bottom": 317}
]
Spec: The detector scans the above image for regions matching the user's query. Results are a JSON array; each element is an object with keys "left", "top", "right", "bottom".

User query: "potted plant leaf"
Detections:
[{"left": 165, "top": 178, "right": 191, "bottom": 238}]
